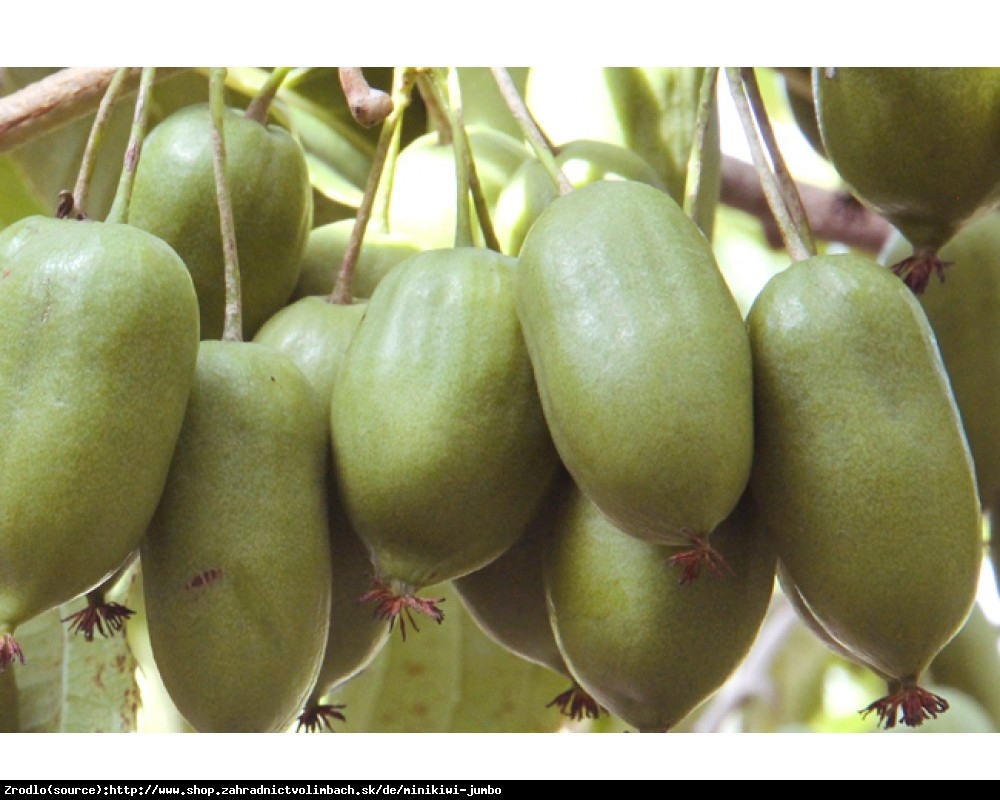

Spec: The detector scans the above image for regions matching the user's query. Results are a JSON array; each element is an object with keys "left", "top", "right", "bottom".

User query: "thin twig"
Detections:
[
  {"left": 0, "top": 67, "right": 185, "bottom": 153},
  {"left": 338, "top": 68, "right": 394, "bottom": 128}
]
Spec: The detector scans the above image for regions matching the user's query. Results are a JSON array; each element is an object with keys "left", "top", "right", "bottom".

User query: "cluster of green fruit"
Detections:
[{"left": 0, "top": 67, "right": 997, "bottom": 734}]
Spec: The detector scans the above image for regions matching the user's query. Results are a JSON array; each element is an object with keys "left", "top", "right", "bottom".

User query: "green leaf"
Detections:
[
  {"left": 12, "top": 570, "right": 139, "bottom": 733},
  {"left": 0, "top": 154, "right": 48, "bottom": 228}
]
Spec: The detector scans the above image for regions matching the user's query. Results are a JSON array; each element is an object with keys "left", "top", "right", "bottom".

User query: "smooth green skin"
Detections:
[
  {"left": 881, "top": 213, "right": 1000, "bottom": 509},
  {"left": 815, "top": 67, "right": 1000, "bottom": 250},
  {"left": 253, "top": 296, "right": 367, "bottom": 404},
  {"left": 544, "top": 487, "right": 777, "bottom": 732},
  {"left": 0, "top": 217, "right": 199, "bottom": 637},
  {"left": 331, "top": 247, "right": 561, "bottom": 590},
  {"left": 386, "top": 126, "right": 530, "bottom": 250},
  {"left": 252, "top": 298, "right": 390, "bottom": 698},
  {"left": 747, "top": 253, "right": 982, "bottom": 684},
  {"left": 452, "top": 473, "right": 572, "bottom": 678},
  {"left": 927, "top": 601, "right": 1000, "bottom": 729},
  {"left": 141, "top": 341, "right": 333, "bottom": 733},
  {"left": 493, "top": 139, "right": 667, "bottom": 256},
  {"left": 516, "top": 180, "right": 753, "bottom": 546},
  {"left": 128, "top": 103, "right": 313, "bottom": 340},
  {"left": 291, "top": 219, "right": 421, "bottom": 302},
  {"left": 524, "top": 67, "right": 721, "bottom": 238}
]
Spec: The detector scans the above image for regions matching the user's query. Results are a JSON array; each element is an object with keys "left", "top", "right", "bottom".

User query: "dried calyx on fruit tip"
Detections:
[
  {"left": 890, "top": 245, "right": 953, "bottom": 295},
  {"left": 546, "top": 682, "right": 603, "bottom": 722},
  {"left": 0, "top": 631, "right": 24, "bottom": 671},
  {"left": 359, "top": 576, "right": 445, "bottom": 642},
  {"left": 667, "top": 530, "right": 734, "bottom": 585},
  {"left": 61, "top": 597, "right": 135, "bottom": 642},
  {"left": 296, "top": 702, "right": 347, "bottom": 733},
  {"left": 860, "top": 679, "right": 950, "bottom": 729}
]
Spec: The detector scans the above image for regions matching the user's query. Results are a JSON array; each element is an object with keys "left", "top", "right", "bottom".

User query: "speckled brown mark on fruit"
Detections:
[{"left": 185, "top": 568, "right": 223, "bottom": 590}]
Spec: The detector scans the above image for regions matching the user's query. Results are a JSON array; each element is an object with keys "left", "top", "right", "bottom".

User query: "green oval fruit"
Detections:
[
  {"left": 253, "top": 295, "right": 367, "bottom": 404},
  {"left": 253, "top": 296, "right": 391, "bottom": 732},
  {"left": 815, "top": 68, "right": 1000, "bottom": 290},
  {"left": 880, "top": 213, "right": 1000, "bottom": 509},
  {"left": 141, "top": 341, "right": 333, "bottom": 732},
  {"left": 386, "top": 126, "right": 529, "bottom": 250},
  {"left": 451, "top": 472, "right": 602, "bottom": 723},
  {"left": 0, "top": 216, "right": 199, "bottom": 670},
  {"left": 129, "top": 102, "right": 313, "bottom": 339},
  {"left": 292, "top": 219, "right": 421, "bottom": 302},
  {"left": 331, "top": 247, "right": 561, "bottom": 628},
  {"left": 544, "top": 487, "right": 776, "bottom": 732},
  {"left": 747, "top": 252, "right": 983, "bottom": 729},
  {"left": 516, "top": 180, "right": 753, "bottom": 565},
  {"left": 493, "top": 138, "right": 666, "bottom": 256}
]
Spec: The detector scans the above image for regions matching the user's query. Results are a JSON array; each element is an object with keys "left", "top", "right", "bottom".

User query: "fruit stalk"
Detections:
[
  {"left": 62, "top": 67, "right": 130, "bottom": 220},
  {"left": 725, "top": 67, "right": 813, "bottom": 261},
  {"left": 104, "top": 67, "right": 156, "bottom": 226},
  {"left": 330, "top": 68, "right": 415, "bottom": 306},
  {"left": 490, "top": 67, "right": 572, "bottom": 196},
  {"left": 682, "top": 67, "right": 719, "bottom": 232},
  {"left": 207, "top": 67, "right": 243, "bottom": 343},
  {"left": 244, "top": 67, "right": 292, "bottom": 125}
]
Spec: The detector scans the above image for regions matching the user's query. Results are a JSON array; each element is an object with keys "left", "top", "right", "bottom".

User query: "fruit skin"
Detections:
[
  {"left": 128, "top": 102, "right": 313, "bottom": 340},
  {"left": 253, "top": 297, "right": 391, "bottom": 727},
  {"left": 452, "top": 487, "right": 568, "bottom": 679},
  {"left": 291, "top": 219, "right": 421, "bottom": 302},
  {"left": 544, "top": 486, "right": 776, "bottom": 732},
  {"left": 253, "top": 296, "right": 367, "bottom": 405},
  {"left": 880, "top": 213, "right": 1000, "bottom": 510},
  {"left": 386, "top": 126, "right": 530, "bottom": 250},
  {"left": 331, "top": 247, "right": 561, "bottom": 592},
  {"left": 141, "top": 341, "right": 333, "bottom": 733},
  {"left": 0, "top": 217, "right": 199, "bottom": 654},
  {"left": 493, "top": 138, "right": 667, "bottom": 256},
  {"left": 516, "top": 180, "right": 753, "bottom": 549},
  {"left": 815, "top": 68, "right": 1000, "bottom": 253},
  {"left": 747, "top": 253, "right": 982, "bottom": 693}
]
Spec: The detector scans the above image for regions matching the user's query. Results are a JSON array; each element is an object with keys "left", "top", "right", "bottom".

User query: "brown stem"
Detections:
[
  {"left": 338, "top": 68, "right": 394, "bottom": 129},
  {"left": 720, "top": 154, "right": 892, "bottom": 253},
  {"left": 0, "top": 67, "right": 185, "bottom": 153}
]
